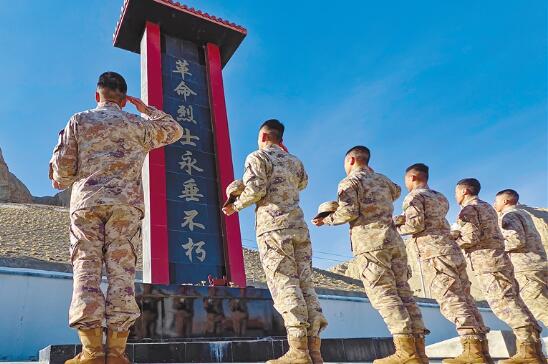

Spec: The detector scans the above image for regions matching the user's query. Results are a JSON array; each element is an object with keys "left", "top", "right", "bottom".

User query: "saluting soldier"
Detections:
[{"left": 50, "top": 72, "right": 183, "bottom": 364}]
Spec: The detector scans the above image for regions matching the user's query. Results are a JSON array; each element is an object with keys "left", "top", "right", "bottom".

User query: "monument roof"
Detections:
[{"left": 113, "top": 0, "right": 247, "bottom": 67}]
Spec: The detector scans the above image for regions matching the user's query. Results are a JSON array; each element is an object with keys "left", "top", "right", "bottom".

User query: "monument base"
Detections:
[{"left": 40, "top": 337, "right": 394, "bottom": 363}]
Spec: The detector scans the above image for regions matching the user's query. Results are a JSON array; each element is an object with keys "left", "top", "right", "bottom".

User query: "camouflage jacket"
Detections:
[
  {"left": 323, "top": 168, "right": 403, "bottom": 255},
  {"left": 498, "top": 206, "right": 547, "bottom": 272},
  {"left": 233, "top": 144, "right": 308, "bottom": 236},
  {"left": 455, "top": 197, "right": 509, "bottom": 273},
  {"left": 50, "top": 101, "right": 183, "bottom": 213},
  {"left": 397, "top": 188, "right": 461, "bottom": 259}
]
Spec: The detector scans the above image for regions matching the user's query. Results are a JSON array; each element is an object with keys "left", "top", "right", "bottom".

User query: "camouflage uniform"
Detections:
[
  {"left": 498, "top": 205, "right": 547, "bottom": 326},
  {"left": 50, "top": 101, "right": 183, "bottom": 331},
  {"left": 397, "top": 188, "right": 488, "bottom": 336},
  {"left": 455, "top": 197, "right": 541, "bottom": 341},
  {"left": 322, "top": 168, "right": 427, "bottom": 336},
  {"left": 232, "top": 144, "right": 327, "bottom": 338}
]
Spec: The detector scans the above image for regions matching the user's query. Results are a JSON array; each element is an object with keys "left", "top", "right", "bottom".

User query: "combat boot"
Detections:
[
  {"left": 442, "top": 336, "right": 489, "bottom": 364},
  {"left": 106, "top": 329, "right": 130, "bottom": 364},
  {"left": 308, "top": 336, "right": 324, "bottom": 364},
  {"left": 415, "top": 334, "right": 429, "bottom": 364},
  {"left": 65, "top": 328, "right": 105, "bottom": 364},
  {"left": 267, "top": 336, "right": 312, "bottom": 364},
  {"left": 373, "top": 335, "right": 422, "bottom": 364},
  {"left": 498, "top": 339, "right": 546, "bottom": 364}
]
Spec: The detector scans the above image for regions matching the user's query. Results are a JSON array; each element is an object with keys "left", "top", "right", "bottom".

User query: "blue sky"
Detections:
[{"left": 0, "top": 1, "right": 546, "bottom": 269}]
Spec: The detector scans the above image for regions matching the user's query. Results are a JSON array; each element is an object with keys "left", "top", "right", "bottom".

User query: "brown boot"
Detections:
[
  {"left": 442, "top": 336, "right": 490, "bottom": 364},
  {"left": 498, "top": 339, "right": 546, "bottom": 364},
  {"left": 267, "top": 336, "right": 312, "bottom": 364},
  {"left": 373, "top": 335, "right": 422, "bottom": 364},
  {"left": 415, "top": 334, "right": 429, "bottom": 364},
  {"left": 308, "top": 336, "right": 324, "bottom": 364},
  {"left": 65, "top": 328, "right": 105, "bottom": 364},
  {"left": 106, "top": 329, "right": 130, "bottom": 364}
]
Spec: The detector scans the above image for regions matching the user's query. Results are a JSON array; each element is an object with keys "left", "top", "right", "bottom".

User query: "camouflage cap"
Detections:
[
  {"left": 223, "top": 180, "right": 245, "bottom": 207},
  {"left": 314, "top": 201, "right": 339, "bottom": 219}
]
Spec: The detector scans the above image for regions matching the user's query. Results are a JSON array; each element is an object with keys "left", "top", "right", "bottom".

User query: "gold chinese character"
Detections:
[
  {"left": 178, "top": 178, "right": 204, "bottom": 202},
  {"left": 181, "top": 210, "right": 205, "bottom": 231},
  {"left": 178, "top": 151, "right": 204, "bottom": 175},
  {"left": 180, "top": 128, "right": 200, "bottom": 147},
  {"left": 182, "top": 237, "right": 206, "bottom": 262},
  {"left": 173, "top": 59, "right": 192, "bottom": 80},
  {"left": 174, "top": 80, "right": 197, "bottom": 101},
  {"left": 177, "top": 105, "right": 197, "bottom": 124}
]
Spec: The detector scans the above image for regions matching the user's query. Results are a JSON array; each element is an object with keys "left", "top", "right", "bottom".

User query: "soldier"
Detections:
[
  {"left": 494, "top": 189, "right": 547, "bottom": 326},
  {"left": 49, "top": 72, "right": 183, "bottom": 364},
  {"left": 222, "top": 119, "right": 327, "bottom": 364},
  {"left": 312, "top": 146, "right": 428, "bottom": 364},
  {"left": 453, "top": 179, "right": 545, "bottom": 364},
  {"left": 395, "top": 164, "right": 492, "bottom": 364}
]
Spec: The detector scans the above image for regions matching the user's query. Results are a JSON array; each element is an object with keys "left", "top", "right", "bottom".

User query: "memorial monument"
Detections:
[{"left": 39, "top": 1, "right": 395, "bottom": 362}]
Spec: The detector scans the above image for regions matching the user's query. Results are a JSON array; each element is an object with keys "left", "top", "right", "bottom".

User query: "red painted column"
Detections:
[
  {"left": 205, "top": 42, "right": 247, "bottom": 287},
  {"left": 140, "top": 21, "right": 170, "bottom": 284}
]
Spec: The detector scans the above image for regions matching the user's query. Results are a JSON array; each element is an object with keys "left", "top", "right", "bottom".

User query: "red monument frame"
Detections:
[{"left": 114, "top": 0, "right": 246, "bottom": 286}]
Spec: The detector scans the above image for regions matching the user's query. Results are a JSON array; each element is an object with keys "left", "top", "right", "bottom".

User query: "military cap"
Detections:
[
  {"left": 223, "top": 179, "right": 245, "bottom": 207},
  {"left": 314, "top": 201, "right": 339, "bottom": 219}
]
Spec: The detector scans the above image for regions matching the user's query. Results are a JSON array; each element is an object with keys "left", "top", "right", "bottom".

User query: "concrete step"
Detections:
[
  {"left": 40, "top": 337, "right": 394, "bottom": 364},
  {"left": 426, "top": 330, "right": 548, "bottom": 359}
]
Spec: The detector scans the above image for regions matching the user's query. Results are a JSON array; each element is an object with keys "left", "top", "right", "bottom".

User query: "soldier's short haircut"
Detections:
[
  {"left": 496, "top": 189, "right": 519, "bottom": 202},
  {"left": 346, "top": 146, "right": 371, "bottom": 165},
  {"left": 260, "top": 119, "right": 284, "bottom": 142},
  {"left": 457, "top": 178, "right": 481, "bottom": 196},
  {"left": 97, "top": 72, "right": 127, "bottom": 100},
  {"left": 406, "top": 163, "right": 429, "bottom": 180}
]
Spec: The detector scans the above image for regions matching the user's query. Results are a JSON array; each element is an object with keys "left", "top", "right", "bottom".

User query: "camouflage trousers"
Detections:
[
  {"left": 69, "top": 205, "right": 142, "bottom": 331},
  {"left": 515, "top": 269, "right": 547, "bottom": 327},
  {"left": 356, "top": 243, "right": 427, "bottom": 335},
  {"left": 257, "top": 228, "right": 328, "bottom": 338},
  {"left": 423, "top": 254, "right": 488, "bottom": 336},
  {"left": 473, "top": 267, "right": 540, "bottom": 341}
]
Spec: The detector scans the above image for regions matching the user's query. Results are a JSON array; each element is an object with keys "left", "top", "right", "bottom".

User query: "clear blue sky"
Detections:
[{"left": 0, "top": 1, "right": 546, "bottom": 269}]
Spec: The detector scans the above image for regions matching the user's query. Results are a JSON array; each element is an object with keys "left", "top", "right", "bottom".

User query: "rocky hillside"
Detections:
[
  {"left": 0, "top": 203, "right": 364, "bottom": 292},
  {"left": 0, "top": 147, "right": 70, "bottom": 206}
]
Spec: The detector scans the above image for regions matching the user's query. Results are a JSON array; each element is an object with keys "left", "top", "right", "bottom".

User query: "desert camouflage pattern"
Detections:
[
  {"left": 257, "top": 228, "right": 327, "bottom": 338},
  {"left": 398, "top": 188, "right": 488, "bottom": 335},
  {"left": 50, "top": 101, "right": 183, "bottom": 213},
  {"left": 232, "top": 144, "right": 326, "bottom": 338},
  {"left": 499, "top": 206, "right": 548, "bottom": 326},
  {"left": 322, "top": 168, "right": 402, "bottom": 255},
  {"left": 324, "top": 168, "right": 427, "bottom": 335},
  {"left": 397, "top": 188, "right": 461, "bottom": 258},
  {"left": 233, "top": 144, "right": 308, "bottom": 236},
  {"left": 356, "top": 244, "right": 426, "bottom": 335},
  {"left": 69, "top": 205, "right": 142, "bottom": 331},
  {"left": 455, "top": 197, "right": 541, "bottom": 340}
]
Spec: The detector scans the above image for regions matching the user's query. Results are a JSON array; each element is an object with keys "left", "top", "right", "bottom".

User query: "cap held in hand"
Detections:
[
  {"left": 314, "top": 201, "right": 339, "bottom": 220},
  {"left": 223, "top": 179, "right": 245, "bottom": 207}
]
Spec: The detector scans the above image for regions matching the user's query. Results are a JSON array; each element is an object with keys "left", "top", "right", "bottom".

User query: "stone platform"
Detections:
[{"left": 40, "top": 337, "right": 394, "bottom": 363}]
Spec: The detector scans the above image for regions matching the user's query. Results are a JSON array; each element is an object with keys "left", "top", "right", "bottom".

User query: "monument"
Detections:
[
  {"left": 39, "top": 1, "right": 396, "bottom": 362},
  {"left": 113, "top": 0, "right": 246, "bottom": 286}
]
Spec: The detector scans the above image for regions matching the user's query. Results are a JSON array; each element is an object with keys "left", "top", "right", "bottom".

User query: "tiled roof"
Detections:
[{"left": 113, "top": 0, "right": 247, "bottom": 44}]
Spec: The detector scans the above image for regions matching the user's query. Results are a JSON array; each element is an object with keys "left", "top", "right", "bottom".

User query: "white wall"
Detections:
[{"left": 0, "top": 268, "right": 514, "bottom": 361}]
